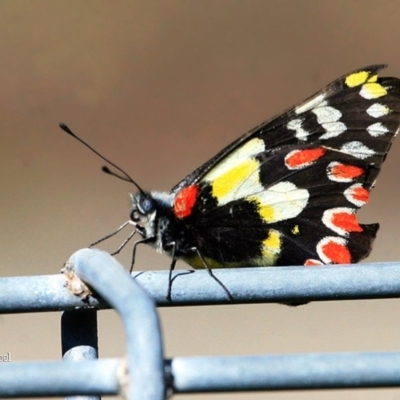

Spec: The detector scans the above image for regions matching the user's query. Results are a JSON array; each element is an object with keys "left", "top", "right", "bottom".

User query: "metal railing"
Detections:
[{"left": 1, "top": 248, "right": 400, "bottom": 398}]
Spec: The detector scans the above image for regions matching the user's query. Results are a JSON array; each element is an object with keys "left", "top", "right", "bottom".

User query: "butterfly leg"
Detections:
[
  {"left": 165, "top": 242, "right": 197, "bottom": 301},
  {"left": 192, "top": 248, "right": 234, "bottom": 301},
  {"left": 130, "top": 236, "right": 156, "bottom": 272},
  {"left": 164, "top": 242, "right": 177, "bottom": 301},
  {"left": 111, "top": 228, "right": 137, "bottom": 256},
  {"left": 90, "top": 220, "right": 134, "bottom": 249}
]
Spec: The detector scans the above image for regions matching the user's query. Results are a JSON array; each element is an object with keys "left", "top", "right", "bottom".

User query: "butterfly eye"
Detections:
[
  {"left": 139, "top": 196, "right": 155, "bottom": 214},
  {"left": 130, "top": 194, "right": 155, "bottom": 222}
]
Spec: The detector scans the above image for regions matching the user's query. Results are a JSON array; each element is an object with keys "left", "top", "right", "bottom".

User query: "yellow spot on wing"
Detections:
[
  {"left": 291, "top": 225, "right": 300, "bottom": 235},
  {"left": 211, "top": 158, "right": 261, "bottom": 204},
  {"left": 345, "top": 71, "right": 370, "bottom": 87},
  {"left": 263, "top": 230, "right": 280, "bottom": 250},
  {"left": 185, "top": 254, "right": 225, "bottom": 269},
  {"left": 262, "top": 229, "right": 281, "bottom": 264},
  {"left": 258, "top": 204, "right": 274, "bottom": 222},
  {"left": 360, "top": 82, "right": 387, "bottom": 99},
  {"left": 185, "top": 255, "right": 254, "bottom": 269},
  {"left": 204, "top": 138, "right": 265, "bottom": 182}
]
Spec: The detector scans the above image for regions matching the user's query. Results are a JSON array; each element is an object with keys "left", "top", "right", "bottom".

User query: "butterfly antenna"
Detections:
[{"left": 59, "top": 123, "right": 145, "bottom": 194}]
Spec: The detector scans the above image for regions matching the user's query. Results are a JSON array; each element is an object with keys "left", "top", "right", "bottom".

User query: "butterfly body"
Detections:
[{"left": 129, "top": 65, "right": 400, "bottom": 272}]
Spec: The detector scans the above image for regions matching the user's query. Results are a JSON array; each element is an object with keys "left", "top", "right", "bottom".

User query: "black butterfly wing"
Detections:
[
  {"left": 172, "top": 65, "right": 400, "bottom": 268},
  {"left": 172, "top": 64, "right": 391, "bottom": 193}
]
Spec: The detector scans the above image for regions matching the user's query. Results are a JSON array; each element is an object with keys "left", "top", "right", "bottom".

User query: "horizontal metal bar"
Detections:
[
  {"left": 0, "top": 359, "right": 120, "bottom": 397},
  {"left": 136, "top": 261, "right": 400, "bottom": 305},
  {"left": 0, "top": 274, "right": 103, "bottom": 313},
  {"left": 171, "top": 352, "right": 400, "bottom": 392},
  {"left": 4, "top": 351, "right": 400, "bottom": 397},
  {"left": 1, "top": 251, "right": 400, "bottom": 312}
]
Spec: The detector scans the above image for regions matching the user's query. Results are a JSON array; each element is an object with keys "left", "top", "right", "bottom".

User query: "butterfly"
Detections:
[{"left": 61, "top": 64, "right": 400, "bottom": 300}]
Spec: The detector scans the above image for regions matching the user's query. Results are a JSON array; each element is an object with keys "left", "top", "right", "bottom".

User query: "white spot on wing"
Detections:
[
  {"left": 367, "top": 122, "right": 389, "bottom": 137},
  {"left": 250, "top": 181, "right": 309, "bottom": 222},
  {"left": 286, "top": 118, "right": 309, "bottom": 141},
  {"left": 340, "top": 141, "right": 375, "bottom": 159},
  {"left": 312, "top": 105, "right": 342, "bottom": 124},
  {"left": 319, "top": 121, "right": 347, "bottom": 139},
  {"left": 295, "top": 93, "right": 325, "bottom": 115},
  {"left": 312, "top": 104, "right": 346, "bottom": 139},
  {"left": 366, "top": 103, "right": 390, "bottom": 118}
]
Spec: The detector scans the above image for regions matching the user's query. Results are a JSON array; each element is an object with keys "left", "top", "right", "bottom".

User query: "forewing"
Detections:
[{"left": 172, "top": 64, "right": 395, "bottom": 193}]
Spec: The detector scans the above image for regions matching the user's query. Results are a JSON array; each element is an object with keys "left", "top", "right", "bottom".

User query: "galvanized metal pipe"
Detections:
[
  {"left": 62, "top": 310, "right": 99, "bottom": 400},
  {"left": 1, "top": 259, "right": 400, "bottom": 311},
  {"left": 171, "top": 352, "right": 400, "bottom": 392},
  {"left": 3, "top": 351, "right": 400, "bottom": 397},
  {"left": 67, "top": 249, "right": 165, "bottom": 400},
  {"left": 0, "top": 359, "right": 120, "bottom": 397}
]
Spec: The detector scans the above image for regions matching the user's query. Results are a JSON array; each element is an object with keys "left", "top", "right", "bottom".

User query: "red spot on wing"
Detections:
[
  {"left": 331, "top": 211, "right": 363, "bottom": 233},
  {"left": 285, "top": 148, "right": 326, "bottom": 169},
  {"left": 304, "top": 259, "right": 323, "bottom": 266},
  {"left": 352, "top": 186, "right": 369, "bottom": 203},
  {"left": 350, "top": 185, "right": 369, "bottom": 205},
  {"left": 321, "top": 239, "right": 351, "bottom": 264},
  {"left": 331, "top": 163, "right": 363, "bottom": 181},
  {"left": 174, "top": 185, "right": 199, "bottom": 219}
]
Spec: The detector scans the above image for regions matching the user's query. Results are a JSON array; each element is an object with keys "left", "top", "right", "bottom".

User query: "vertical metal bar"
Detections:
[
  {"left": 62, "top": 309, "right": 99, "bottom": 400},
  {"left": 61, "top": 310, "right": 98, "bottom": 360},
  {"left": 68, "top": 248, "right": 166, "bottom": 400}
]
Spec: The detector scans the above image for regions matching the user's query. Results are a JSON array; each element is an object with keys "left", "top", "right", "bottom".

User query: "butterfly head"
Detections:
[{"left": 129, "top": 191, "right": 174, "bottom": 242}]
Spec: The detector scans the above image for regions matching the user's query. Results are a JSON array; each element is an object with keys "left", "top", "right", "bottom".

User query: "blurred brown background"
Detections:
[{"left": 2, "top": 1, "right": 400, "bottom": 399}]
